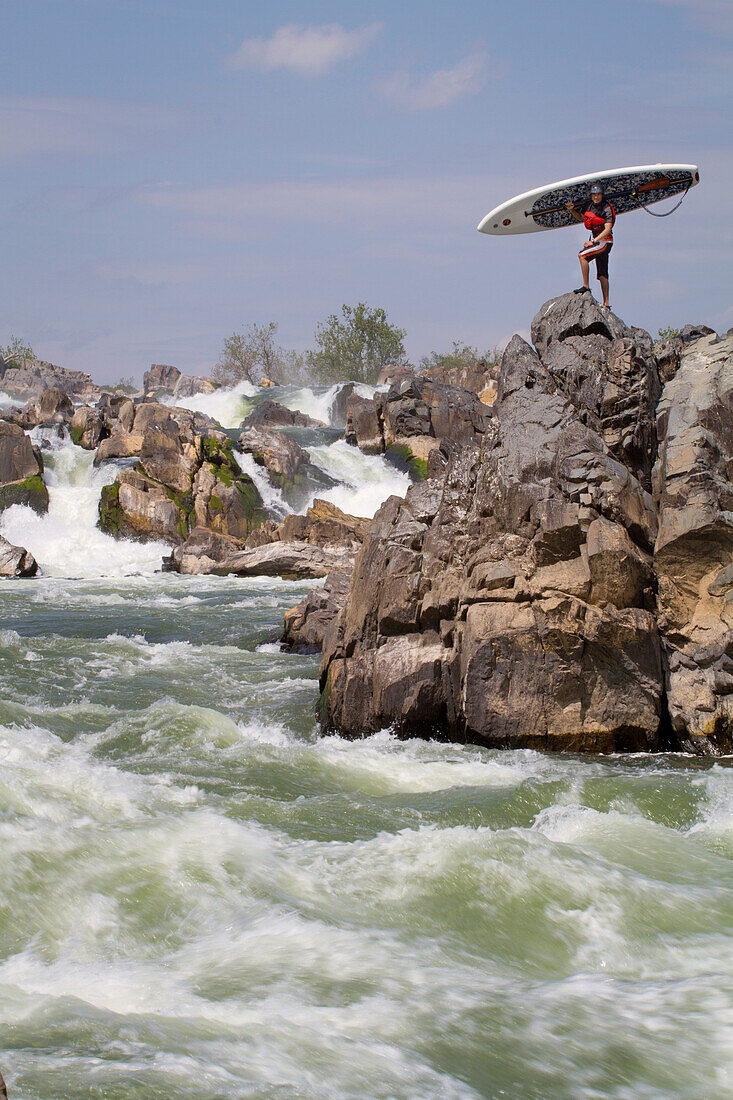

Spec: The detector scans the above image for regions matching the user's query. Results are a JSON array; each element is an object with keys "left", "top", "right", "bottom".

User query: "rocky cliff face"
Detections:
[
  {"left": 653, "top": 331, "right": 733, "bottom": 752},
  {"left": 317, "top": 292, "right": 733, "bottom": 754}
]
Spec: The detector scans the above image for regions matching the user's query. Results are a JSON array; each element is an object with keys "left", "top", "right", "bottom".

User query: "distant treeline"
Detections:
[{"left": 214, "top": 304, "right": 501, "bottom": 388}]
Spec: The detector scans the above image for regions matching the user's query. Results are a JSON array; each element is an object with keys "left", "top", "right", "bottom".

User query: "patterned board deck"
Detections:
[{"left": 529, "top": 168, "right": 695, "bottom": 229}]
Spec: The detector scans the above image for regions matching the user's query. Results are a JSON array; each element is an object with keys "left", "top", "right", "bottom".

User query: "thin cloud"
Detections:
[
  {"left": 0, "top": 96, "right": 180, "bottom": 160},
  {"left": 228, "top": 23, "right": 383, "bottom": 76},
  {"left": 379, "top": 49, "right": 489, "bottom": 111}
]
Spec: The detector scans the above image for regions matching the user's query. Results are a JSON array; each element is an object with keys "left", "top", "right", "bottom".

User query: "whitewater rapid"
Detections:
[{"left": 1, "top": 386, "right": 732, "bottom": 1100}]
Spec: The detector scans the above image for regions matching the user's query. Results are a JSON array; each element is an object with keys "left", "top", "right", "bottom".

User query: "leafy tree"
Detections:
[
  {"left": 420, "top": 341, "right": 500, "bottom": 376},
  {"left": 213, "top": 322, "right": 282, "bottom": 386},
  {"left": 1, "top": 335, "right": 35, "bottom": 368},
  {"left": 656, "top": 326, "right": 681, "bottom": 342},
  {"left": 309, "top": 303, "right": 406, "bottom": 385},
  {"left": 110, "top": 376, "right": 136, "bottom": 393}
]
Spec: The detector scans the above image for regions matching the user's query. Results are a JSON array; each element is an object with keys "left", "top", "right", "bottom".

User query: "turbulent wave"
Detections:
[{"left": 2, "top": 391, "right": 732, "bottom": 1100}]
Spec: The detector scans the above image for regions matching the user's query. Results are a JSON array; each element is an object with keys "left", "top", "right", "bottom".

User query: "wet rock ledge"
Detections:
[{"left": 308, "top": 291, "right": 733, "bottom": 755}]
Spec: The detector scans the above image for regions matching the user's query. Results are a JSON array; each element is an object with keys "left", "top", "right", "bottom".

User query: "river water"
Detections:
[{"left": 1, "top": 385, "right": 732, "bottom": 1099}]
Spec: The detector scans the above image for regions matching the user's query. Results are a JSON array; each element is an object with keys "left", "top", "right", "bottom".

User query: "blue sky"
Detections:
[{"left": 1, "top": 0, "right": 730, "bottom": 383}]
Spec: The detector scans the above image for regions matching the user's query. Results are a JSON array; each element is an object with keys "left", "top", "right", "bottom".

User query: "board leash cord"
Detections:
[
  {"left": 641, "top": 180, "right": 692, "bottom": 217},
  {"left": 524, "top": 175, "right": 695, "bottom": 220}
]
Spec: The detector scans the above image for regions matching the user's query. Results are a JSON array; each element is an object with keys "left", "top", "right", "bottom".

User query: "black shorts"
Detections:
[{"left": 579, "top": 239, "right": 612, "bottom": 279}]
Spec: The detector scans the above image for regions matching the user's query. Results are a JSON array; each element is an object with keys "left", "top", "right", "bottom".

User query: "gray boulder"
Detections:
[
  {"left": 164, "top": 526, "right": 245, "bottom": 574},
  {"left": 0, "top": 534, "right": 38, "bottom": 577},
  {"left": 345, "top": 376, "right": 492, "bottom": 479},
  {"left": 215, "top": 540, "right": 355, "bottom": 580},
  {"left": 240, "top": 400, "right": 325, "bottom": 430},
  {"left": 172, "top": 373, "right": 216, "bottom": 399},
  {"left": 282, "top": 567, "right": 354, "bottom": 652},
  {"left": 143, "top": 363, "right": 181, "bottom": 394},
  {"left": 0, "top": 420, "right": 48, "bottom": 513},
  {"left": 70, "top": 405, "right": 108, "bottom": 449},
  {"left": 20, "top": 387, "right": 74, "bottom": 428}
]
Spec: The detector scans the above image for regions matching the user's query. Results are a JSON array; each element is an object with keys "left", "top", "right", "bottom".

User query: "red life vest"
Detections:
[{"left": 583, "top": 201, "right": 615, "bottom": 241}]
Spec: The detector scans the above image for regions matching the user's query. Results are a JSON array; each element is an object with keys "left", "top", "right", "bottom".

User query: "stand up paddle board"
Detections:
[{"left": 478, "top": 164, "right": 699, "bottom": 235}]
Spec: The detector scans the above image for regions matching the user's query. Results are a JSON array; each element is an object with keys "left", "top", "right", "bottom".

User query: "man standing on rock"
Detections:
[{"left": 566, "top": 183, "right": 615, "bottom": 308}]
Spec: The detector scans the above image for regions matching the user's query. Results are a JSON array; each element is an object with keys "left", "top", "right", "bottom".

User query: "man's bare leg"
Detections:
[
  {"left": 579, "top": 254, "right": 591, "bottom": 289},
  {"left": 599, "top": 275, "right": 609, "bottom": 307}
]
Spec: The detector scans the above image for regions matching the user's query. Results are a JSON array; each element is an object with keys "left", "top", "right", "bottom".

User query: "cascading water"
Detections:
[
  {"left": 233, "top": 449, "right": 290, "bottom": 520},
  {"left": 168, "top": 378, "right": 258, "bottom": 429},
  {"left": 280, "top": 381, "right": 376, "bottom": 426},
  {"left": 0, "top": 430, "right": 169, "bottom": 578},
  {"left": 305, "top": 438, "right": 410, "bottom": 517}
]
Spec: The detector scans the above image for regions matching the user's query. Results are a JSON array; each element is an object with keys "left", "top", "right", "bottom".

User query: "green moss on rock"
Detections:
[
  {"left": 0, "top": 473, "right": 49, "bottom": 514},
  {"left": 98, "top": 481, "right": 124, "bottom": 534},
  {"left": 385, "top": 442, "right": 428, "bottom": 481}
]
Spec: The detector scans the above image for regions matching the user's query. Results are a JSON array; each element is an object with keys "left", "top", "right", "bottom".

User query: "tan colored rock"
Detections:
[{"left": 70, "top": 405, "right": 107, "bottom": 449}]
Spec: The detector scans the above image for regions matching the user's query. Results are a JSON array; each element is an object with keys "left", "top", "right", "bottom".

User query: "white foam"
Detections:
[
  {"left": 312, "top": 730, "right": 553, "bottom": 794},
  {"left": 0, "top": 388, "right": 17, "bottom": 408},
  {"left": 232, "top": 449, "right": 289, "bottom": 519},
  {"left": 306, "top": 439, "right": 410, "bottom": 518},
  {"left": 166, "top": 378, "right": 257, "bottom": 428},
  {"left": 0, "top": 434, "right": 169, "bottom": 578},
  {"left": 280, "top": 382, "right": 375, "bottom": 427}
]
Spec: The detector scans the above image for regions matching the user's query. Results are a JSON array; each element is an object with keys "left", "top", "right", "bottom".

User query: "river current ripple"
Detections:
[{"left": 0, "top": 398, "right": 732, "bottom": 1098}]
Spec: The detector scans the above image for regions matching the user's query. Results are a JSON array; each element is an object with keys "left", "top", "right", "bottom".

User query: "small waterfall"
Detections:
[
  {"left": 306, "top": 440, "right": 411, "bottom": 518},
  {"left": 0, "top": 431, "right": 169, "bottom": 578},
  {"left": 233, "top": 450, "right": 290, "bottom": 520},
  {"left": 167, "top": 379, "right": 258, "bottom": 429},
  {"left": 281, "top": 382, "right": 376, "bottom": 427}
]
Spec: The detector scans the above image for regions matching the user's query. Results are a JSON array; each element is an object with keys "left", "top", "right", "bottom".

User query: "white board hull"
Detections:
[{"left": 478, "top": 164, "right": 699, "bottom": 235}]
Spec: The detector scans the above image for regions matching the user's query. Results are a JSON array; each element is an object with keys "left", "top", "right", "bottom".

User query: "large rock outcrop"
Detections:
[
  {"left": 319, "top": 294, "right": 666, "bottom": 752},
  {"left": 143, "top": 363, "right": 216, "bottom": 399},
  {"left": 19, "top": 387, "right": 74, "bottom": 429},
  {"left": 0, "top": 357, "right": 99, "bottom": 404},
  {"left": 531, "top": 289, "right": 661, "bottom": 490},
  {"left": 653, "top": 330, "right": 733, "bottom": 752},
  {"left": 0, "top": 420, "right": 49, "bottom": 513},
  {"left": 98, "top": 414, "right": 266, "bottom": 545}
]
